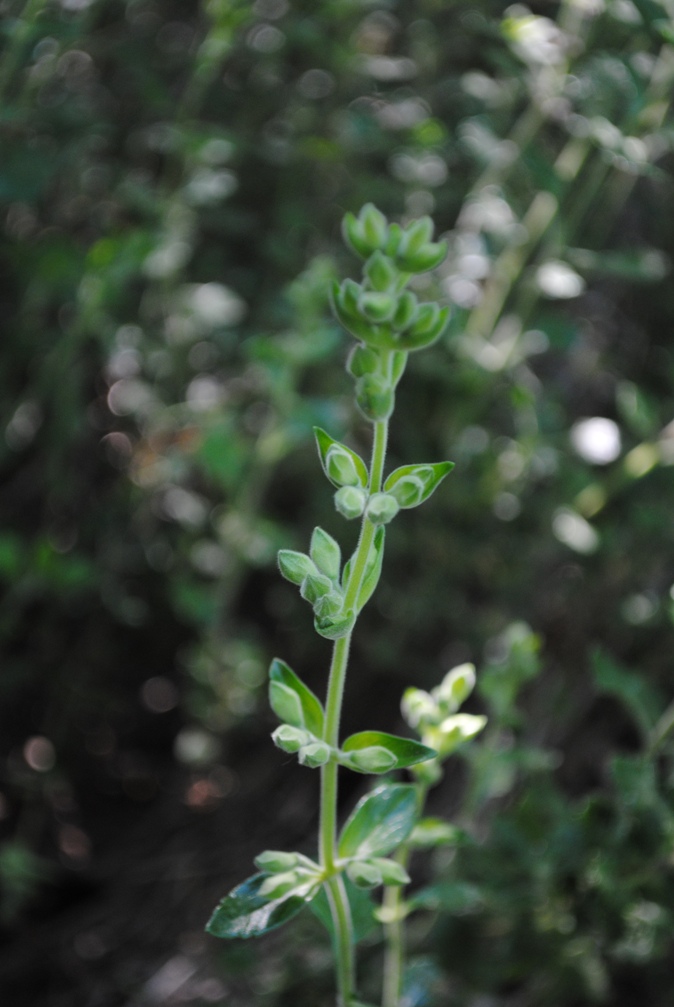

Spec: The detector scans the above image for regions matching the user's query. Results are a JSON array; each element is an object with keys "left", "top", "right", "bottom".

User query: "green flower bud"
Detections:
[
  {"left": 254, "top": 850, "right": 303, "bottom": 873},
  {"left": 313, "top": 591, "right": 344, "bottom": 620},
  {"left": 277, "top": 550, "right": 316, "bottom": 585},
  {"left": 364, "top": 251, "right": 398, "bottom": 292},
  {"left": 384, "top": 222, "right": 404, "bottom": 258},
  {"left": 358, "top": 290, "right": 396, "bottom": 323},
  {"left": 326, "top": 445, "right": 361, "bottom": 487},
  {"left": 425, "top": 713, "right": 487, "bottom": 757},
  {"left": 259, "top": 869, "right": 308, "bottom": 900},
  {"left": 346, "top": 860, "right": 383, "bottom": 889},
  {"left": 334, "top": 485, "right": 367, "bottom": 520},
  {"left": 369, "top": 857, "right": 410, "bottom": 886},
  {"left": 269, "top": 681, "right": 304, "bottom": 727},
  {"left": 300, "top": 571, "right": 333, "bottom": 604},
  {"left": 314, "top": 608, "right": 356, "bottom": 640},
  {"left": 401, "top": 688, "right": 438, "bottom": 730},
  {"left": 272, "top": 725, "right": 310, "bottom": 753},
  {"left": 401, "top": 216, "right": 434, "bottom": 255},
  {"left": 432, "top": 663, "right": 476, "bottom": 714},
  {"left": 388, "top": 474, "right": 425, "bottom": 508},
  {"left": 346, "top": 745, "right": 398, "bottom": 774},
  {"left": 360, "top": 203, "right": 388, "bottom": 250},
  {"left": 365, "top": 492, "right": 400, "bottom": 525},
  {"left": 392, "top": 291, "right": 418, "bottom": 330},
  {"left": 298, "top": 741, "right": 332, "bottom": 768},
  {"left": 356, "top": 375, "right": 394, "bottom": 422},
  {"left": 347, "top": 344, "right": 381, "bottom": 378},
  {"left": 310, "top": 527, "right": 341, "bottom": 580},
  {"left": 396, "top": 240, "right": 448, "bottom": 274}
]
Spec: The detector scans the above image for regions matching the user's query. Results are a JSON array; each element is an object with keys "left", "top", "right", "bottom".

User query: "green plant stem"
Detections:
[
  {"left": 319, "top": 418, "right": 389, "bottom": 1005},
  {"left": 381, "top": 782, "right": 427, "bottom": 1007}
]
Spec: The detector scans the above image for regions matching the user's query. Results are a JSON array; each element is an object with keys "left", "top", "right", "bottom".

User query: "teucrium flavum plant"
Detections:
[{"left": 206, "top": 205, "right": 486, "bottom": 1006}]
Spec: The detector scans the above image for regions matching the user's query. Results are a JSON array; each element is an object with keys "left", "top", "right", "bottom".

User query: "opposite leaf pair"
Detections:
[{"left": 269, "top": 659, "right": 436, "bottom": 774}]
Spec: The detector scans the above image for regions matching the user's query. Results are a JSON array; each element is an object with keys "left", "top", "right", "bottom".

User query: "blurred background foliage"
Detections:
[{"left": 1, "top": 0, "right": 674, "bottom": 1004}]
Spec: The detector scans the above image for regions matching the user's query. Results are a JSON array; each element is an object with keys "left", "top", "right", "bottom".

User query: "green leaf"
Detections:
[
  {"left": 269, "top": 659, "right": 324, "bottom": 737},
  {"left": 384, "top": 462, "right": 454, "bottom": 509},
  {"left": 314, "top": 427, "right": 368, "bottom": 488},
  {"left": 342, "top": 526, "right": 386, "bottom": 611},
  {"left": 338, "top": 784, "right": 418, "bottom": 859},
  {"left": 342, "top": 732, "right": 436, "bottom": 773},
  {"left": 206, "top": 873, "right": 308, "bottom": 939}
]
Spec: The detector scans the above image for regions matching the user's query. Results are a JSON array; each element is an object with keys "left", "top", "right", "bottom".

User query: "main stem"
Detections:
[{"left": 319, "top": 418, "right": 389, "bottom": 1006}]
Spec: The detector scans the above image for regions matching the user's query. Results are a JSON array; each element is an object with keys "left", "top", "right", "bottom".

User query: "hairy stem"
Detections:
[{"left": 319, "top": 418, "right": 389, "bottom": 1004}]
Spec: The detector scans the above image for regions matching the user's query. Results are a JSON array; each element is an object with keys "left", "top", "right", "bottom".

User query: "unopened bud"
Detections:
[
  {"left": 401, "top": 688, "right": 437, "bottom": 729},
  {"left": 433, "top": 663, "right": 476, "bottom": 714},
  {"left": 278, "top": 550, "right": 316, "bottom": 585},
  {"left": 365, "top": 493, "right": 399, "bottom": 525},
  {"left": 335, "top": 485, "right": 367, "bottom": 520},
  {"left": 358, "top": 290, "right": 396, "bottom": 323},
  {"left": 300, "top": 571, "right": 333, "bottom": 604},
  {"left": 346, "top": 860, "right": 383, "bottom": 889},
  {"left": 326, "top": 445, "right": 361, "bottom": 487},
  {"left": 298, "top": 741, "right": 331, "bottom": 768},
  {"left": 346, "top": 745, "right": 397, "bottom": 774},
  {"left": 388, "top": 474, "right": 425, "bottom": 508},
  {"left": 272, "top": 725, "right": 310, "bottom": 753}
]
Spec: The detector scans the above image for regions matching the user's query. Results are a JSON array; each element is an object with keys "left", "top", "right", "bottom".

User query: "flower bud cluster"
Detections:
[
  {"left": 277, "top": 526, "right": 355, "bottom": 640},
  {"left": 255, "top": 849, "right": 323, "bottom": 901},
  {"left": 402, "top": 663, "right": 487, "bottom": 782},
  {"left": 333, "top": 204, "right": 450, "bottom": 422}
]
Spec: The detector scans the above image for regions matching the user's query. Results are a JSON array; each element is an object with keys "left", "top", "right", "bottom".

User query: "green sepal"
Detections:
[
  {"left": 314, "top": 427, "right": 368, "bottom": 489},
  {"left": 338, "top": 783, "right": 418, "bottom": 859},
  {"left": 269, "top": 658, "right": 324, "bottom": 737},
  {"left": 206, "top": 873, "right": 310, "bottom": 940},
  {"left": 342, "top": 526, "right": 385, "bottom": 612},
  {"left": 384, "top": 462, "right": 455, "bottom": 508},
  {"left": 310, "top": 527, "right": 341, "bottom": 581},
  {"left": 341, "top": 731, "right": 437, "bottom": 774},
  {"left": 314, "top": 607, "right": 356, "bottom": 640}
]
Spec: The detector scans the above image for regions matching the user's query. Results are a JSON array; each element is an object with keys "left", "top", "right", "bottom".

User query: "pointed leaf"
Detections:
[
  {"left": 342, "top": 732, "right": 436, "bottom": 773},
  {"left": 384, "top": 462, "right": 454, "bottom": 509},
  {"left": 338, "top": 783, "right": 417, "bottom": 859},
  {"left": 314, "top": 427, "right": 369, "bottom": 488},
  {"left": 269, "top": 659, "right": 324, "bottom": 737},
  {"left": 206, "top": 873, "right": 309, "bottom": 939}
]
